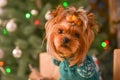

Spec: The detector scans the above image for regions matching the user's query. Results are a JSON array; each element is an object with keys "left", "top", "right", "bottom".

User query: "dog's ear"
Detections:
[
  {"left": 87, "top": 13, "right": 98, "bottom": 33},
  {"left": 45, "top": 5, "right": 64, "bottom": 39},
  {"left": 82, "top": 13, "right": 98, "bottom": 52},
  {"left": 45, "top": 5, "right": 64, "bottom": 20},
  {"left": 87, "top": 13, "right": 94, "bottom": 20},
  {"left": 53, "top": 5, "right": 64, "bottom": 16}
]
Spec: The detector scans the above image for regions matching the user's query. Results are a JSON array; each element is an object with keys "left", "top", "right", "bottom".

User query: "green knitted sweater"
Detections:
[{"left": 53, "top": 55, "right": 99, "bottom": 80}]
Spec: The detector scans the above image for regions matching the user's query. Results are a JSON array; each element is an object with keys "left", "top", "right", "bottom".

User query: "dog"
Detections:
[
  {"left": 45, "top": 5, "right": 99, "bottom": 80},
  {"left": 29, "top": 5, "right": 99, "bottom": 80}
]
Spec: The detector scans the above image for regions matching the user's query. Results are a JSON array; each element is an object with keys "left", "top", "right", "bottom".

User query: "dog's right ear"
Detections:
[
  {"left": 87, "top": 13, "right": 99, "bottom": 33},
  {"left": 45, "top": 5, "right": 64, "bottom": 20}
]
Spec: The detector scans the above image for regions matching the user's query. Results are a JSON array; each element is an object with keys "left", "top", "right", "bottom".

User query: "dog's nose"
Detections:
[{"left": 62, "top": 37, "right": 70, "bottom": 44}]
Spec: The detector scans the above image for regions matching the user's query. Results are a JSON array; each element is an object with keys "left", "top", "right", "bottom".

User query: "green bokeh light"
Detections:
[
  {"left": 2, "top": 28, "right": 8, "bottom": 35},
  {"left": 63, "top": 1, "right": 69, "bottom": 7},
  {"left": 25, "top": 13, "right": 31, "bottom": 19},
  {"left": 101, "top": 42, "right": 107, "bottom": 48},
  {"left": 6, "top": 67, "right": 11, "bottom": 74}
]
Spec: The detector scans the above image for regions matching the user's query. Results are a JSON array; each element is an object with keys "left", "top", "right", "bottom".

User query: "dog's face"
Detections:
[
  {"left": 53, "top": 19, "right": 83, "bottom": 58},
  {"left": 45, "top": 6, "right": 98, "bottom": 66}
]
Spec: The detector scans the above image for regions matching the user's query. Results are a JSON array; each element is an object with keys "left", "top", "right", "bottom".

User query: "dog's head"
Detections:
[{"left": 45, "top": 6, "right": 98, "bottom": 66}]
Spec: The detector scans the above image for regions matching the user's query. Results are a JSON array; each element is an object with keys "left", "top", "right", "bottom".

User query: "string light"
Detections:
[
  {"left": 105, "top": 40, "right": 109, "bottom": 45},
  {"left": 2, "top": 28, "right": 8, "bottom": 35},
  {"left": 34, "top": 19, "right": 40, "bottom": 26},
  {"left": 63, "top": 1, "right": 69, "bottom": 7},
  {"left": 101, "top": 42, "right": 106, "bottom": 48},
  {"left": 25, "top": 13, "right": 31, "bottom": 19},
  {"left": 101, "top": 40, "right": 110, "bottom": 48},
  {"left": 5, "top": 67, "right": 11, "bottom": 74},
  {"left": 0, "top": 61, "right": 4, "bottom": 66}
]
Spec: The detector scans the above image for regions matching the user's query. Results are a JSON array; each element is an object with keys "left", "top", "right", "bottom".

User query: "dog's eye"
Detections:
[
  {"left": 74, "top": 33, "right": 80, "bottom": 38},
  {"left": 58, "top": 29, "right": 63, "bottom": 34}
]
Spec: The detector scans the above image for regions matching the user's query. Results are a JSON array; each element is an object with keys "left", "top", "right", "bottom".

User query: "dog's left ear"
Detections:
[
  {"left": 87, "top": 13, "right": 98, "bottom": 33},
  {"left": 52, "top": 5, "right": 64, "bottom": 17}
]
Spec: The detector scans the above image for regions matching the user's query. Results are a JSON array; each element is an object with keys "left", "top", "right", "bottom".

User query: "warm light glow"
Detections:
[
  {"left": 0, "top": 61, "right": 4, "bottom": 66},
  {"left": 34, "top": 19, "right": 40, "bottom": 26}
]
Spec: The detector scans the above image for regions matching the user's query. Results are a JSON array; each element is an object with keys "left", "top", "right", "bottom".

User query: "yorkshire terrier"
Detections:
[
  {"left": 45, "top": 5, "right": 99, "bottom": 80},
  {"left": 29, "top": 5, "right": 99, "bottom": 80}
]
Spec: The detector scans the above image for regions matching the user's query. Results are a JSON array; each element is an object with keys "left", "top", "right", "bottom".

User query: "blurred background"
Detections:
[{"left": 0, "top": 0, "right": 119, "bottom": 80}]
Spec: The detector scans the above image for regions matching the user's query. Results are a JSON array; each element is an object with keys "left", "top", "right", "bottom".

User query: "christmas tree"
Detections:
[{"left": 0, "top": 0, "right": 116, "bottom": 80}]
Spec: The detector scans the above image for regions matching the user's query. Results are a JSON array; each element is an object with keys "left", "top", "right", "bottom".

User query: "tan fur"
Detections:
[{"left": 45, "top": 5, "right": 98, "bottom": 66}]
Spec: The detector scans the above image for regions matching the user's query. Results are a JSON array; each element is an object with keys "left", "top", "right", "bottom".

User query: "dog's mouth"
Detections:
[
  {"left": 58, "top": 50, "right": 75, "bottom": 59},
  {"left": 54, "top": 39, "right": 79, "bottom": 59},
  {"left": 61, "top": 44, "right": 69, "bottom": 48},
  {"left": 56, "top": 44, "right": 75, "bottom": 58}
]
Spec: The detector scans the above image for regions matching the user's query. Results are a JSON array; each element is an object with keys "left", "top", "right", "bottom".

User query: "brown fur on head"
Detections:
[{"left": 45, "top": 5, "right": 98, "bottom": 66}]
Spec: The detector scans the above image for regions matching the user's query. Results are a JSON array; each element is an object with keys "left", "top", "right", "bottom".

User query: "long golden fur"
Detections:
[{"left": 45, "top": 5, "right": 98, "bottom": 66}]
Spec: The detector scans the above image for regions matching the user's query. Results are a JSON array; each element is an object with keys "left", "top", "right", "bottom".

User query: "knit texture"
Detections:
[{"left": 53, "top": 55, "right": 99, "bottom": 80}]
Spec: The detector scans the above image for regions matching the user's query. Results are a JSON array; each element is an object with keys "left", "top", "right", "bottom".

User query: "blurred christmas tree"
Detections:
[{"left": 0, "top": 0, "right": 116, "bottom": 80}]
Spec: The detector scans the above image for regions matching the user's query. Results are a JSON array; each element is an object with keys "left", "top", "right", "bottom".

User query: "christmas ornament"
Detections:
[
  {"left": 31, "top": 9, "right": 38, "bottom": 16},
  {"left": 6, "top": 20, "right": 17, "bottom": 32},
  {"left": 12, "top": 46, "right": 22, "bottom": 58},
  {"left": 0, "top": 0, "right": 7, "bottom": 7},
  {"left": 0, "top": 49, "right": 4, "bottom": 59},
  {"left": 45, "top": 10, "right": 53, "bottom": 20}
]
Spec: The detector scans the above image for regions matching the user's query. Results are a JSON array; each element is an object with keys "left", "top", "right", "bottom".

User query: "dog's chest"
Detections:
[{"left": 53, "top": 55, "right": 99, "bottom": 80}]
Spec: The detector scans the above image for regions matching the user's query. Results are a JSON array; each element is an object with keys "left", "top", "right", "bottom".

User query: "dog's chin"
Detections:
[{"left": 55, "top": 44, "right": 77, "bottom": 58}]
